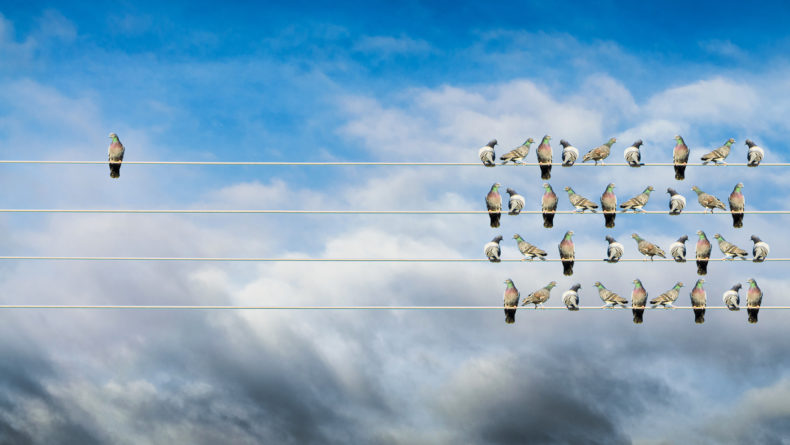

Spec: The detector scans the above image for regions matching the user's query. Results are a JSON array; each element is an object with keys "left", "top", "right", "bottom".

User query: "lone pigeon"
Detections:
[
  {"left": 536, "top": 135, "right": 553, "bottom": 179},
  {"left": 620, "top": 186, "right": 654, "bottom": 213},
  {"left": 701, "top": 138, "right": 735, "bottom": 165},
  {"left": 745, "top": 139, "right": 764, "bottom": 167},
  {"left": 690, "top": 278, "right": 707, "bottom": 324},
  {"left": 560, "top": 140, "right": 579, "bottom": 167},
  {"left": 108, "top": 133, "right": 125, "bottom": 179},
  {"left": 673, "top": 135, "right": 690, "bottom": 180},
  {"left": 692, "top": 186, "right": 726, "bottom": 213},
  {"left": 624, "top": 140, "right": 644, "bottom": 167},
  {"left": 479, "top": 139, "right": 497, "bottom": 167},
  {"left": 670, "top": 235, "right": 688, "bottom": 263},
  {"left": 559, "top": 230, "right": 575, "bottom": 276},
  {"left": 583, "top": 137, "right": 617, "bottom": 165},
  {"left": 751, "top": 235, "right": 770, "bottom": 262},
  {"left": 522, "top": 281, "right": 557, "bottom": 308},
  {"left": 541, "top": 183, "right": 558, "bottom": 228},
  {"left": 696, "top": 230, "right": 712, "bottom": 275},
  {"left": 729, "top": 183, "right": 745, "bottom": 228},
  {"left": 601, "top": 183, "right": 617, "bottom": 228},
  {"left": 631, "top": 278, "right": 648, "bottom": 324},
  {"left": 507, "top": 188, "right": 526, "bottom": 215},
  {"left": 714, "top": 233, "right": 748, "bottom": 260},
  {"left": 632, "top": 233, "right": 666, "bottom": 261},
  {"left": 485, "top": 183, "right": 502, "bottom": 228},
  {"left": 562, "top": 284, "right": 581, "bottom": 311},
  {"left": 723, "top": 283, "right": 742, "bottom": 311},
  {"left": 565, "top": 187, "right": 599, "bottom": 213},
  {"left": 746, "top": 278, "right": 762, "bottom": 324},
  {"left": 500, "top": 138, "right": 533, "bottom": 165},
  {"left": 594, "top": 281, "right": 627, "bottom": 308},
  {"left": 650, "top": 282, "right": 683, "bottom": 308},
  {"left": 605, "top": 235, "right": 624, "bottom": 263},
  {"left": 513, "top": 234, "right": 547, "bottom": 261},
  {"left": 503, "top": 279, "right": 520, "bottom": 324},
  {"left": 667, "top": 188, "right": 686, "bottom": 215},
  {"left": 484, "top": 236, "right": 502, "bottom": 262}
]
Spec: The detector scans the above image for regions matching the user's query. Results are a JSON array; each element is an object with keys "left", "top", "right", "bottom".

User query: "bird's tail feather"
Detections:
[
  {"left": 109, "top": 163, "right": 121, "bottom": 178},
  {"left": 732, "top": 213, "right": 743, "bottom": 228},
  {"left": 748, "top": 308, "right": 759, "bottom": 324},
  {"left": 694, "top": 309, "right": 705, "bottom": 324},
  {"left": 697, "top": 260, "right": 708, "bottom": 275},
  {"left": 604, "top": 213, "right": 615, "bottom": 228},
  {"left": 489, "top": 213, "right": 500, "bottom": 228},
  {"left": 542, "top": 213, "right": 554, "bottom": 228},
  {"left": 632, "top": 308, "right": 644, "bottom": 324},
  {"left": 562, "top": 260, "right": 574, "bottom": 276},
  {"left": 540, "top": 165, "right": 551, "bottom": 180},
  {"left": 674, "top": 165, "right": 685, "bottom": 180},
  {"left": 505, "top": 309, "right": 516, "bottom": 324}
]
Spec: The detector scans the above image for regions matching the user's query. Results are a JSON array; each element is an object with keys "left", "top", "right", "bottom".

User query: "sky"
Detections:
[{"left": 2, "top": 1, "right": 790, "bottom": 443}]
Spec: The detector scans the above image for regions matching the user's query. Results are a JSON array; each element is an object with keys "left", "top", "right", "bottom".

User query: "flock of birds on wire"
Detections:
[{"left": 477, "top": 135, "right": 770, "bottom": 325}]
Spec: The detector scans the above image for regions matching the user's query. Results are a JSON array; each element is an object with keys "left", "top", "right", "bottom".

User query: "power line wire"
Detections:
[
  {"left": 0, "top": 209, "right": 787, "bottom": 215},
  {"left": 0, "top": 256, "right": 783, "bottom": 262},
  {"left": 0, "top": 160, "right": 787, "bottom": 167},
  {"left": 0, "top": 305, "right": 782, "bottom": 310}
]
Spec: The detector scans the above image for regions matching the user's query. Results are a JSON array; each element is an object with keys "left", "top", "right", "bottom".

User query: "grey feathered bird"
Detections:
[
  {"left": 620, "top": 186, "right": 654, "bottom": 212},
  {"left": 673, "top": 135, "right": 690, "bottom": 180},
  {"left": 690, "top": 278, "right": 707, "bottom": 324},
  {"left": 751, "top": 235, "right": 769, "bottom": 262},
  {"left": 582, "top": 137, "right": 617, "bottom": 165},
  {"left": 729, "top": 183, "right": 745, "bottom": 228},
  {"left": 536, "top": 135, "right": 553, "bottom": 179},
  {"left": 485, "top": 183, "right": 502, "bottom": 228},
  {"left": 108, "top": 133, "right": 125, "bottom": 178},
  {"left": 507, "top": 188, "right": 526, "bottom": 215},
  {"left": 601, "top": 183, "right": 617, "bottom": 228},
  {"left": 559, "top": 230, "right": 575, "bottom": 276},
  {"left": 714, "top": 233, "right": 748, "bottom": 260},
  {"left": 723, "top": 283, "right": 741, "bottom": 311},
  {"left": 746, "top": 278, "right": 762, "bottom": 324},
  {"left": 500, "top": 138, "right": 533, "bottom": 164},
  {"left": 542, "top": 183, "right": 558, "bottom": 228},
  {"left": 650, "top": 282, "right": 683, "bottom": 308},
  {"left": 701, "top": 138, "right": 735, "bottom": 165},
  {"left": 696, "top": 230, "right": 711, "bottom": 275},
  {"left": 522, "top": 281, "right": 557, "bottom": 308},
  {"left": 479, "top": 139, "right": 497, "bottom": 167},
  {"left": 484, "top": 236, "right": 503, "bottom": 262},
  {"left": 565, "top": 186, "right": 598, "bottom": 213},
  {"left": 745, "top": 139, "right": 764, "bottom": 167},
  {"left": 560, "top": 140, "right": 579, "bottom": 166},
  {"left": 667, "top": 188, "right": 686, "bottom": 215},
  {"left": 503, "top": 279, "right": 520, "bottom": 324},
  {"left": 631, "top": 278, "right": 647, "bottom": 324},
  {"left": 669, "top": 235, "right": 687, "bottom": 263},
  {"left": 604, "top": 235, "right": 624, "bottom": 263},
  {"left": 624, "top": 140, "right": 644, "bottom": 167},
  {"left": 513, "top": 234, "right": 547, "bottom": 261},
  {"left": 594, "top": 281, "right": 627, "bottom": 308},
  {"left": 632, "top": 233, "right": 666, "bottom": 261},
  {"left": 562, "top": 284, "right": 581, "bottom": 311},
  {"left": 692, "top": 186, "right": 726, "bottom": 213}
]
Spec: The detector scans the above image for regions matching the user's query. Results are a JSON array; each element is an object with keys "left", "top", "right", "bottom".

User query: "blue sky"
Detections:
[{"left": 2, "top": 2, "right": 790, "bottom": 443}]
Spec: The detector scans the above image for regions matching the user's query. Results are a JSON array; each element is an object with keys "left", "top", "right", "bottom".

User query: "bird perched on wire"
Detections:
[
  {"left": 500, "top": 138, "right": 533, "bottom": 165},
  {"left": 696, "top": 230, "right": 711, "bottom": 275},
  {"left": 583, "top": 137, "right": 617, "bottom": 165},
  {"left": 746, "top": 278, "right": 762, "bottom": 324},
  {"left": 604, "top": 235, "right": 624, "bottom": 263},
  {"left": 479, "top": 139, "right": 497, "bottom": 167},
  {"left": 632, "top": 233, "right": 666, "bottom": 261},
  {"left": 620, "top": 186, "right": 654, "bottom": 213},
  {"left": 562, "top": 284, "right": 581, "bottom": 311},
  {"left": 701, "top": 138, "right": 735, "bottom": 165},
  {"left": 559, "top": 230, "right": 575, "bottom": 276},
  {"left": 690, "top": 278, "right": 707, "bottom": 324},
  {"left": 513, "top": 234, "right": 547, "bottom": 261},
  {"left": 723, "top": 283, "right": 741, "bottom": 311},
  {"left": 507, "top": 188, "right": 525, "bottom": 215},
  {"left": 560, "top": 140, "right": 579, "bottom": 167},
  {"left": 673, "top": 135, "right": 690, "bottom": 180},
  {"left": 624, "top": 140, "right": 645, "bottom": 167},
  {"left": 541, "top": 183, "right": 558, "bottom": 228},
  {"left": 631, "top": 278, "right": 647, "bottom": 324},
  {"left": 751, "top": 235, "right": 769, "bottom": 262},
  {"left": 601, "top": 183, "right": 617, "bottom": 228},
  {"left": 729, "top": 183, "right": 745, "bottom": 228},
  {"left": 714, "top": 234, "right": 748, "bottom": 260},
  {"left": 485, "top": 183, "right": 502, "bottom": 228},
  {"left": 564, "top": 186, "right": 598, "bottom": 213},
  {"left": 692, "top": 186, "right": 726, "bottom": 213},
  {"left": 745, "top": 139, "right": 764, "bottom": 167},
  {"left": 522, "top": 281, "right": 557, "bottom": 308},
  {"left": 594, "top": 281, "right": 628, "bottom": 308},
  {"left": 650, "top": 282, "right": 683, "bottom": 308},
  {"left": 536, "top": 135, "right": 553, "bottom": 179},
  {"left": 667, "top": 188, "right": 686, "bottom": 215},
  {"left": 503, "top": 279, "right": 520, "bottom": 324},
  {"left": 484, "top": 236, "right": 502, "bottom": 262},
  {"left": 669, "top": 235, "right": 688, "bottom": 263},
  {"left": 108, "top": 133, "right": 125, "bottom": 179}
]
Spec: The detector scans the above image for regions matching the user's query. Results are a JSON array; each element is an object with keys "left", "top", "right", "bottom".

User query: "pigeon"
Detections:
[
  {"left": 746, "top": 278, "right": 762, "bottom": 324},
  {"left": 594, "top": 281, "right": 628, "bottom": 308},
  {"left": 673, "top": 135, "right": 690, "bottom": 180},
  {"left": 604, "top": 235, "right": 624, "bottom": 263},
  {"left": 632, "top": 233, "right": 666, "bottom": 261},
  {"left": 650, "top": 282, "right": 684, "bottom": 308},
  {"left": 560, "top": 140, "right": 579, "bottom": 167},
  {"left": 690, "top": 278, "right": 707, "bottom": 324},
  {"left": 669, "top": 235, "right": 688, "bottom": 263},
  {"left": 484, "top": 235, "right": 503, "bottom": 262},
  {"left": 624, "top": 140, "right": 644, "bottom": 167},
  {"left": 631, "top": 278, "right": 648, "bottom": 324},
  {"left": 582, "top": 137, "right": 617, "bottom": 165},
  {"left": 620, "top": 186, "right": 654, "bottom": 213},
  {"left": 479, "top": 139, "right": 497, "bottom": 167},
  {"left": 536, "top": 135, "right": 553, "bottom": 179},
  {"left": 728, "top": 182, "right": 744, "bottom": 228},
  {"left": 507, "top": 188, "right": 526, "bottom": 215},
  {"left": 701, "top": 138, "right": 735, "bottom": 165},
  {"left": 522, "top": 281, "right": 557, "bottom": 308},
  {"left": 485, "top": 183, "right": 502, "bottom": 228},
  {"left": 562, "top": 284, "right": 581, "bottom": 311},
  {"left": 500, "top": 138, "right": 534, "bottom": 165},
  {"left": 541, "top": 183, "right": 558, "bottom": 228},
  {"left": 751, "top": 235, "right": 770, "bottom": 262},
  {"left": 667, "top": 188, "right": 686, "bottom": 215},
  {"left": 601, "top": 183, "right": 617, "bottom": 228},
  {"left": 564, "top": 186, "right": 598, "bottom": 213},
  {"left": 692, "top": 186, "right": 726, "bottom": 213},
  {"left": 723, "top": 283, "right": 742, "bottom": 311},
  {"left": 513, "top": 234, "right": 547, "bottom": 261},
  {"left": 108, "top": 133, "right": 125, "bottom": 179},
  {"left": 559, "top": 230, "right": 575, "bottom": 276},
  {"left": 696, "top": 230, "right": 712, "bottom": 275},
  {"left": 503, "top": 279, "right": 520, "bottom": 324},
  {"left": 745, "top": 139, "right": 764, "bottom": 167},
  {"left": 714, "top": 233, "right": 748, "bottom": 260}
]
